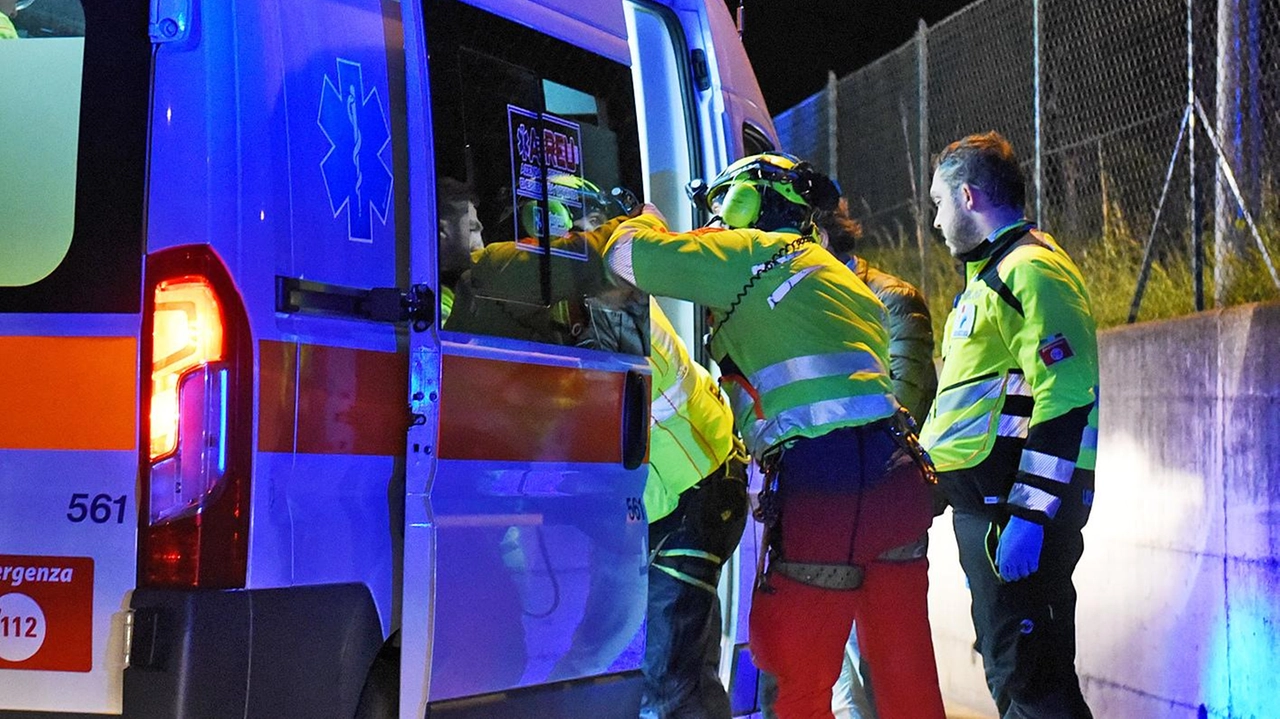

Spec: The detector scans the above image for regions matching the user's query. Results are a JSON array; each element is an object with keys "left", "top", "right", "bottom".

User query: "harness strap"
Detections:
[
  {"left": 653, "top": 563, "right": 719, "bottom": 594},
  {"left": 719, "top": 373, "right": 766, "bottom": 420},
  {"left": 876, "top": 534, "right": 929, "bottom": 563},
  {"left": 658, "top": 548, "right": 723, "bottom": 564},
  {"left": 885, "top": 407, "right": 939, "bottom": 485}
]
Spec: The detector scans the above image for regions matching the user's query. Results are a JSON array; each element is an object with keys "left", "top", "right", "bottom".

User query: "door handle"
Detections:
[{"left": 621, "top": 369, "right": 649, "bottom": 470}]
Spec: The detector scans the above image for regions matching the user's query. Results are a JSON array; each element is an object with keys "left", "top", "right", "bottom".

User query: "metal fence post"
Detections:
[
  {"left": 916, "top": 18, "right": 930, "bottom": 296},
  {"left": 1189, "top": 0, "right": 1204, "bottom": 311},
  {"left": 1215, "top": 0, "right": 1241, "bottom": 306},
  {"left": 1033, "top": 0, "right": 1043, "bottom": 226},
  {"left": 827, "top": 70, "right": 838, "bottom": 181}
]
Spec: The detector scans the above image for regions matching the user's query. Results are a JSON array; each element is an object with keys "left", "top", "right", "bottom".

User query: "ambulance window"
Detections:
[
  {"left": 0, "top": 1, "right": 148, "bottom": 313},
  {"left": 742, "top": 123, "right": 774, "bottom": 156},
  {"left": 426, "top": 0, "right": 648, "bottom": 356},
  {"left": 0, "top": 1, "right": 85, "bottom": 288}
]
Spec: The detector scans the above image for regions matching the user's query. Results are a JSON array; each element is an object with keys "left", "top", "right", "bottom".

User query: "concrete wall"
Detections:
[{"left": 928, "top": 301, "right": 1280, "bottom": 719}]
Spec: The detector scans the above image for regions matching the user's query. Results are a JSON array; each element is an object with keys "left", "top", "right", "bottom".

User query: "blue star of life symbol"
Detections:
[{"left": 319, "top": 59, "right": 393, "bottom": 243}]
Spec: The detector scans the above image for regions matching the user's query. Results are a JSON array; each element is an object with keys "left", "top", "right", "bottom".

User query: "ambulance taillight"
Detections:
[{"left": 139, "top": 246, "right": 252, "bottom": 589}]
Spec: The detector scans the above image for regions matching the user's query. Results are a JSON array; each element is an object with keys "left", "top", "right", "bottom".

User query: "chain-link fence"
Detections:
[{"left": 775, "top": 0, "right": 1280, "bottom": 326}]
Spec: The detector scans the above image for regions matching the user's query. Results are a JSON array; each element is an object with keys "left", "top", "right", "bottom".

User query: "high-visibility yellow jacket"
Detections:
[
  {"left": 645, "top": 300, "right": 738, "bottom": 523},
  {"left": 440, "top": 285, "right": 455, "bottom": 322},
  {"left": 920, "top": 221, "right": 1099, "bottom": 528},
  {"left": 605, "top": 209, "right": 897, "bottom": 458}
]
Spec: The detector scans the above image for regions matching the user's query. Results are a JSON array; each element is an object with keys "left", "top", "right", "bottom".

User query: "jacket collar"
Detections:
[{"left": 956, "top": 219, "right": 1035, "bottom": 264}]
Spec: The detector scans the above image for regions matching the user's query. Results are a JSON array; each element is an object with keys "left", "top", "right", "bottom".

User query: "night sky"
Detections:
[{"left": 725, "top": 0, "right": 972, "bottom": 115}]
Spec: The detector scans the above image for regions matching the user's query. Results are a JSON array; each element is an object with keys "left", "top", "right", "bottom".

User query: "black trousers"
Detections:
[
  {"left": 952, "top": 510, "right": 1093, "bottom": 719},
  {"left": 641, "top": 460, "right": 748, "bottom": 719}
]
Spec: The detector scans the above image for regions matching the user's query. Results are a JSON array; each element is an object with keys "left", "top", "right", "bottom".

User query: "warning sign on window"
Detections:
[{"left": 507, "top": 105, "right": 588, "bottom": 259}]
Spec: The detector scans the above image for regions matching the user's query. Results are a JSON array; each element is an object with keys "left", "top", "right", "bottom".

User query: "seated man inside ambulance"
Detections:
[
  {"left": 436, "top": 176, "right": 485, "bottom": 322},
  {"left": 442, "top": 174, "right": 637, "bottom": 348}
]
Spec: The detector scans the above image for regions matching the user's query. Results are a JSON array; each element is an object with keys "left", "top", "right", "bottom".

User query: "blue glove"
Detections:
[{"left": 996, "top": 516, "right": 1044, "bottom": 581}]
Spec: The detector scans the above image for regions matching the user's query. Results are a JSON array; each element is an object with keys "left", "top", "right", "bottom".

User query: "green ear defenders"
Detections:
[
  {"left": 519, "top": 198, "right": 573, "bottom": 238},
  {"left": 719, "top": 182, "right": 762, "bottom": 229},
  {"left": 687, "top": 152, "right": 841, "bottom": 230},
  {"left": 518, "top": 174, "right": 636, "bottom": 237}
]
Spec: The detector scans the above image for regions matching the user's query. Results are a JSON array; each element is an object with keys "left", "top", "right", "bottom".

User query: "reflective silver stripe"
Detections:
[
  {"left": 1019, "top": 449, "right": 1076, "bottom": 484},
  {"left": 723, "top": 382, "right": 755, "bottom": 422},
  {"left": 650, "top": 321, "right": 696, "bottom": 425},
  {"left": 605, "top": 232, "right": 638, "bottom": 285},
  {"left": 1081, "top": 425, "right": 1098, "bottom": 451},
  {"left": 652, "top": 564, "right": 718, "bottom": 594},
  {"left": 1006, "top": 372, "right": 1032, "bottom": 397},
  {"left": 746, "top": 393, "right": 898, "bottom": 456},
  {"left": 996, "top": 414, "right": 1030, "bottom": 439},
  {"left": 767, "top": 265, "right": 821, "bottom": 308},
  {"left": 1008, "top": 482, "right": 1061, "bottom": 518},
  {"left": 933, "top": 376, "right": 1004, "bottom": 417},
  {"left": 752, "top": 249, "right": 804, "bottom": 275},
  {"left": 922, "top": 407, "right": 993, "bottom": 451},
  {"left": 652, "top": 363, "right": 700, "bottom": 424},
  {"left": 749, "top": 351, "right": 886, "bottom": 397}
]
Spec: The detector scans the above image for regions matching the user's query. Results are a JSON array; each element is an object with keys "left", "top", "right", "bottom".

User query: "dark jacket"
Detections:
[{"left": 845, "top": 256, "right": 938, "bottom": 423}]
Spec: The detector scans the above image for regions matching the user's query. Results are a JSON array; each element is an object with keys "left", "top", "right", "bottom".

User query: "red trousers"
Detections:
[
  {"left": 750, "top": 560, "right": 944, "bottom": 719},
  {"left": 748, "top": 425, "right": 944, "bottom": 719}
]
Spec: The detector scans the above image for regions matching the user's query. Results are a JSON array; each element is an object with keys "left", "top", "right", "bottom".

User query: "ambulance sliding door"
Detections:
[{"left": 402, "top": 0, "right": 650, "bottom": 712}]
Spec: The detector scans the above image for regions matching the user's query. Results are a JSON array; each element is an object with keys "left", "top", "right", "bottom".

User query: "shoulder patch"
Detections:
[
  {"left": 1038, "top": 333, "right": 1074, "bottom": 366},
  {"left": 952, "top": 302, "right": 976, "bottom": 339}
]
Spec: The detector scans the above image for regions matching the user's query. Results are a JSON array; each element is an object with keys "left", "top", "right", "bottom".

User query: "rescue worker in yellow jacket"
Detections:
[
  {"left": 642, "top": 299, "right": 748, "bottom": 718},
  {"left": 604, "top": 153, "right": 944, "bottom": 719},
  {"left": 757, "top": 197, "right": 941, "bottom": 719},
  {"left": 922, "top": 132, "right": 1098, "bottom": 718}
]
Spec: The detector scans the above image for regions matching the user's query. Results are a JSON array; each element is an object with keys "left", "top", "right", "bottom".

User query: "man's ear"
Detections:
[
  {"left": 438, "top": 218, "right": 450, "bottom": 239},
  {"left": 960, "top": 183, "right": 977, "bottom": 211}
]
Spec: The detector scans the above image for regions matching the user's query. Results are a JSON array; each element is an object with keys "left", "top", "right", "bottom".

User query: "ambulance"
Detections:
[{"left": 0, "top": 0, "right": 778, "bottom": 716}]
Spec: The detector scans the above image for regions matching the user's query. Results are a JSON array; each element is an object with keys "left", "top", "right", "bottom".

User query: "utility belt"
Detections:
[
  {"left": 767, "top": 534, "right": 928, "bottom": 590},
  {"left": 754, "top": 407, "right": 934, "bottom": 485}
]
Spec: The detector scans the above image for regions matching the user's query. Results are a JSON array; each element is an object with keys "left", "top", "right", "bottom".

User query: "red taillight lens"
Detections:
[
  {"left": 150, "top": 278, "right": 224, "bottom": 462},
  {"left": 139, "top": 247, "right": 251, "bottom": 589}
]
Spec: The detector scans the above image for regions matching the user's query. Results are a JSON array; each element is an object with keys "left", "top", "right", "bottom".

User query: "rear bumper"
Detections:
[{"left": 123, "top": 583, "right": 381, "bottom": 719}]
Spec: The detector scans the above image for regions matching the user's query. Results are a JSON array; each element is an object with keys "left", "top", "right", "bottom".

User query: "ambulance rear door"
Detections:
[
  {"left": 400, "top": 0, "right": 652, "bottom": 713},
  {"left": 0, "top": 2, "right": 151, "bottom": 713}
]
